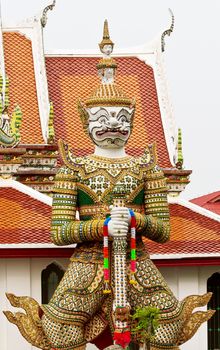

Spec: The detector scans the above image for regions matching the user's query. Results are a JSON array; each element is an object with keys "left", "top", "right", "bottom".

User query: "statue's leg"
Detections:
[
  {"left": 42, "top": 313, "right": 86, "bottom": 350},
  {"left": 41, "top": 260, "right": 106, "bottom": 350},
  {"left": 128, "top": 258, "right": 182, "bottom": 349},
  {"left": 128, "top": 258, "right": 213, "bottom": 348}
]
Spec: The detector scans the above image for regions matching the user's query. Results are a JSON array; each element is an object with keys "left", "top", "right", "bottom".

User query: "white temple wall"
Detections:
[
  {"left": 0, "top": 258, "right": 68, "bottom": 350},
  {"left": 159, "top": 265, "right": 220, "bottom": 350},
  {"left": 0, "top": 258, "right": 219, "bottom": 350}
]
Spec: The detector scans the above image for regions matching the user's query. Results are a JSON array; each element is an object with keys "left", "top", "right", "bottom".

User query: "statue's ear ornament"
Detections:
[
  {"left": 130, "top": 104, "right": 136, "bottom": 127},
  {"left": 77, "top": 100, "right": 89, "bottom": 133},
  {"left": 130, "top": 100, "right": 136, "bottom": 110}
]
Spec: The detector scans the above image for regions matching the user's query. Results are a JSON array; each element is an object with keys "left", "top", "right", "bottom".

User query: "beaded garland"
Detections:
[
  {"left": 103, "top": 217, "right": 111, "bottom": 294},
  {"left": 103, "top": 209, "right": 136, "bottom": 294},
  {"left": 129, "top": 210, "right": 137, "bottom": 284},
  {"left": 103, "top": 209, "right": 137, "bottom": 348}
]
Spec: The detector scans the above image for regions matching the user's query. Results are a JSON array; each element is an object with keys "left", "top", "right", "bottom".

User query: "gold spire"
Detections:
[
  {"left": 103, "top": 19, "right": 109, "bottom": 38},
  {"left": 99, "top": 20, "right": 114, "bottom": 51},
  {"left": 97, "top": 19, "right": 117, "bottom": 74}
]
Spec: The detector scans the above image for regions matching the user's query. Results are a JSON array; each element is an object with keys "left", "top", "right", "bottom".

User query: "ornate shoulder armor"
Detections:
[
  {"left": 58, "top": 139, "right": 85, "bottom": 171},
  {"left": 138, "top": 142, "right": 158, "bottom": 173}
]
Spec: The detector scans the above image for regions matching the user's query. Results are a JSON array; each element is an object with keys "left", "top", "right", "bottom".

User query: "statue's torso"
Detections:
[
  {"left": 61, "top": 144, "right": 157, "bottom": 264},
  {"left": 76, "top": 154, "right": 146, "bottom": 220}
]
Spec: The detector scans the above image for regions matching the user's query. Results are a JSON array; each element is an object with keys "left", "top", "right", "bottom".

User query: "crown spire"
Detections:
[
  {"left": 99, "top": 19, "right": 114, "bottom": 51},
  {"left": 97, "top": 20, "right": 117, "bottom": 85},
  {"left": 103, "top": 20, "right": 110, "bottom": 39}
]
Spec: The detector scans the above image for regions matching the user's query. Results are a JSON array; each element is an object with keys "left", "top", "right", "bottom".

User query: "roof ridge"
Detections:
[
  {"left": 191, "top": 191, "right": 220, "bottom": 202},
  {"left": 168, "top": 196, "right": 220, "bottom": 223},
  {"left": 0, "top": 179, "right": 52, "bottom": 206}
]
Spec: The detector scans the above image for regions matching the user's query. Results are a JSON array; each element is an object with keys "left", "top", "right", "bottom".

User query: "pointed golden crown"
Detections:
[
  {"left": 78, "top": 20, "right": 135, "bottom": 132},
  {"left": 99, "top": 19, "right": 114, "bottom": 50}
]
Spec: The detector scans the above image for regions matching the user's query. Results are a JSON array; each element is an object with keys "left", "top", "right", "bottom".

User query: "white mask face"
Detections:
[
  {"left": 87, "top": 106, "right": 134, "bottom": 149},
  {"left": 102, "top": 44, "right": 113, "bottom": 56}
]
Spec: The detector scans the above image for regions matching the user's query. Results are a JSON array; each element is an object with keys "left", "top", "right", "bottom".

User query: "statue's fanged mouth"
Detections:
[{"left": 96, "top": 128, "right": 128, "bottom": 137}]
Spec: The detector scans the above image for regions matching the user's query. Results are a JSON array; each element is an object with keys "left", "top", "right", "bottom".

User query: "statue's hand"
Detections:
[
  {"left": 110, "top": 206, "right": 131, "bottom": 224},
  {"left": 108, "top": 207, "right": 130, "bottom": 238}
]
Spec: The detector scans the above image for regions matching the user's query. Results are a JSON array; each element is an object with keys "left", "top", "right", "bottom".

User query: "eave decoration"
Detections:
[
  {"left": 161, "top": 8, "right": 174, "bottom": 52},
  {"left": 0, "top": 75, "right": 22, "bottom": 148},
  {"left": 41, "top": 0, "right": 56, "bottom": 28}
]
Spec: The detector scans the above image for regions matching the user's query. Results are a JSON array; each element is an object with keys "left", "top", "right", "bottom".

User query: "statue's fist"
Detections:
[
  {"left": 110, "top": 207, "right": 131, "bottom": 224},
  {"left": 108, "top": 219, "right": 128, "bottom": 238},
  {"left": 108, "top": 207, "right": 131, "bottom": 238}
]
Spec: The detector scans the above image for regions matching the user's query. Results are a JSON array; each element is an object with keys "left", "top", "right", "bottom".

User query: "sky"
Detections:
[{"left": 1, "top": 0, "right": 220, "bottom": 200}]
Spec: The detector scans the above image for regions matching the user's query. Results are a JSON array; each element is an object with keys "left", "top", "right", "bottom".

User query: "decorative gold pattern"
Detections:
[
  {"left": 4, "top": 293, "right": 50, "bottom": 350},
  {"left": 84, "top": 313, "right": 108, "bottom": 342},
  {"left": 177, "top": 293, "right": 215, "bottom": 345},
  {"left": 79, "top": 203, "right": 143, "bottom": 218},
  {"left": 84, "top": 83, "right": 134, "bottom": 109},
  {"left": 59, "top": 139, "right": 157, "bottom": 181}
]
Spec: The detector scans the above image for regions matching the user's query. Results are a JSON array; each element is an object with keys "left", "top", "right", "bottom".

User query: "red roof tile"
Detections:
[
  {"left": 0, "top": 188, "right": 51, "bottom": 244},
  {"left": 45, "top": 57, "right": 172, "bottom": 168},
  {"left": 3, "top": 32, "right": 44, "bottom": 144},
  {"left": 190, "top": 191, "right": 220, "bottom": 215}
]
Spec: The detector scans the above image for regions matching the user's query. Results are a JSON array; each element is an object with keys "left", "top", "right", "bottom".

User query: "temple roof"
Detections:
[
  {"left": 0, "top": 179, "right": 52, "bottom": 246},
  {"left": 3, "top": 32, "right": 44, "bottom": 144},
  {"left": 45, "top": 56, "right": 172, "bottom": 167},
  {"left": 0, "top": 183, "right": 219, "bottom": 261},
  {"left": 190, "top": 191, "right": 220, "bottom": 215},
  {"left": 1, "top": 16, "right": 177, "bottom": 168}
]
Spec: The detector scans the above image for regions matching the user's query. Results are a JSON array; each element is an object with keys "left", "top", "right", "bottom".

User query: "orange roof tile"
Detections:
[
  {"left": 0, "top": 188, "right": 51, "bottom": 244},
  {"left": 144, "top": 203, "right": 220, "bottom": 255},
  {"left": 3, "top": 32, "right": 44, "bottom": 144},
  {"left": 45, "top": 57, "right": 172, "bottom": 168},
  {"left": 191, "top": 191, "right": 220, "bottom": 215}
]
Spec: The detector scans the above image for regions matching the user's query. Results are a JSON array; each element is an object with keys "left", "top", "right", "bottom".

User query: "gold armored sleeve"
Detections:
[
  {"left": 51, "top": 166, "right": 104, "bottom": 245},
  {"left": 135, "top": 165, "right": 170, "bottom": 243}
]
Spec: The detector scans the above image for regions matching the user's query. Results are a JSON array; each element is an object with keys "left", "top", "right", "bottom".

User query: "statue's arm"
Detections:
[
  {"left": 135, "top": 165, "right": 170, "bottom": 243},
  {"left": 50, "top": 166, "right": 104, "bottom": 245}
]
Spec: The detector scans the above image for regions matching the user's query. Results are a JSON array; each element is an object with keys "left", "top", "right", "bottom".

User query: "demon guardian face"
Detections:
[{"left": 87, "top": 106, "right": 134, "bottom": 149}]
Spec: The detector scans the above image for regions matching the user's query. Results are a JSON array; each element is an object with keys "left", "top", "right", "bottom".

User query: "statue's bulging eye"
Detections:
[
  {"left": 98, "top": 116, "right": 107, "bottom": 124},
  {"left": 119, "top": 115, "right": 127, "bottom": 123}
]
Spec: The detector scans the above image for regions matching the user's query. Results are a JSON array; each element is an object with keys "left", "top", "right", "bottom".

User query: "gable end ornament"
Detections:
[
  {"left": 161, "top": 8, "right": 174, "bottom": 52},
  {"left": 41, "top": 0, "right": 56, "bottom": 28}
]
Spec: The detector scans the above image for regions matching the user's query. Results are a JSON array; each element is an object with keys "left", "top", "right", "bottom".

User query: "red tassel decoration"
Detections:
[{"left": 113, "top": 330, "right": 131, "bottom": 348}]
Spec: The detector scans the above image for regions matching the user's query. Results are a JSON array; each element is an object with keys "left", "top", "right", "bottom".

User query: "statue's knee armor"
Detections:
[{"left": 42, "top": 314, "right": 86, "bottom": 350}]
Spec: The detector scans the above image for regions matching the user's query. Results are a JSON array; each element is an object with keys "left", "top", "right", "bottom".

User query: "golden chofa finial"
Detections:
[{"left": 99, "top": 19, "right": 114, "bottom": 53}]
